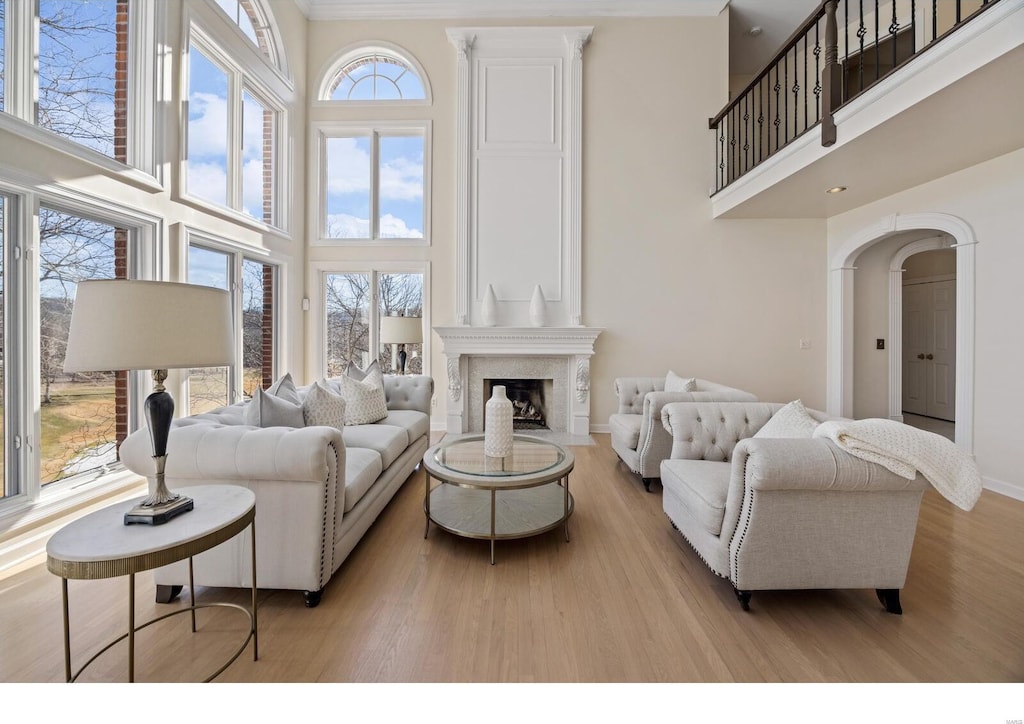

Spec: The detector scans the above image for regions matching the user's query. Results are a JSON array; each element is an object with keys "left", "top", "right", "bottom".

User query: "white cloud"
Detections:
[
  {"left": 325, "top": 213, "right": 422, "bottom": 239},
  {"left": 326, "top": 137, "right": 371, "bottom": 195},
  {"left": 188, "top": 92, "right": 229, "bottom": 159},
  {"left": 380, "top": 155, "right": 423, "bottom": 201},
  {"left": 187, "top": 161, "right": 228, "bottom": 207}
]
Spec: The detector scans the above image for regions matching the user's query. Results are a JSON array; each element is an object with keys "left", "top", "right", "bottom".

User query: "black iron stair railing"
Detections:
[{"left": 709, "top": 0, "right": 1003, "bottom": 195}]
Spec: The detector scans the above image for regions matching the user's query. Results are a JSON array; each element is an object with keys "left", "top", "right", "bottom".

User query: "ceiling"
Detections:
[{"left": 299, "top": 0, "right": 820, "bottom": 76}]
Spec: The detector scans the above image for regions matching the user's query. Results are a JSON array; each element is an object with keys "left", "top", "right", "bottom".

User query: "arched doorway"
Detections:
[{"left": 827, "top": 212, "right": 976, "bottom": 453}]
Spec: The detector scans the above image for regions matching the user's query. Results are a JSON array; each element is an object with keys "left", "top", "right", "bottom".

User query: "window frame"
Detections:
[
  {"left": 310, "top": 260, "right": 431, "bottom": 381},
  {"left": 179, "top": 225, "right": 281, "bottom": 411},
  {"left": 0, "top": 0, "right": 164, "bottom": 185},
  {"left": 311, "top": 120, "right": 432, "bottom": 246},
  {"left": 0, "top": 176, "right": 161, "bottom": 526},
  {"left": 181, "top": 14, "right": 290, "bottom": 234},
  {"left": 314, "top": 42, "right": 432, "bottom": 107}
]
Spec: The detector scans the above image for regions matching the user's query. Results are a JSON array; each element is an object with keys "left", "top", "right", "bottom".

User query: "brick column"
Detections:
[
  {"left": 114, "top": 0, "right": 130, "bottom": 457},
  {"left": 261, "top": 264, "right": 275, "bottom": 389}
]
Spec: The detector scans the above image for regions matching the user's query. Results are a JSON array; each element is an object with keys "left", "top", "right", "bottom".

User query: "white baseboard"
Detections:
[
  {"left": 590, "top": 424, "right": 610, "bottom": 434},
  {"left": 983, "top": 476, "right": 1024, "bottom": 503}
]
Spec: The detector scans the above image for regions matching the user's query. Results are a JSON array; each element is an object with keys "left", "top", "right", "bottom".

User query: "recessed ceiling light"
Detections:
[
  {"left": 826, "top": 186, "right": 847, "bottom": 194},
  {"left": 748, "top": 26, "right": 763, "bottom": 36}
]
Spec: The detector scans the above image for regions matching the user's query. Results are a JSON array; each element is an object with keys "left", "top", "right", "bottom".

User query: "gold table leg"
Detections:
[
  {"left": 61, "top": 578, "right": 71, "bottom": 682},
  {"left": 250, "top": 519, "right": 259, "bottom": 661},
  {"left": 490, "top": 489, "right": 496, "bottom": 565},
  {"left": 128, "top": 573, "right": 135, "bottom": 683}
]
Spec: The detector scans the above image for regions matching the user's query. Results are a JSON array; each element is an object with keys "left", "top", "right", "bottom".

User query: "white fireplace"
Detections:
[{"left": 434, "top": 27, "right": 601, "bottom": 437}]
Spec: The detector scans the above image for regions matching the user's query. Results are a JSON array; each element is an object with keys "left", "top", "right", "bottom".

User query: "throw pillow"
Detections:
[
  {"left": 266, "top": 372, "right": 301, "bottom": 404},
  {"left": 345, "top": 359, "right": 380, "bottom": 382},
  {"left": 753, "top": 399, "right": 820, "bottom": 439},
  {"left": 665, "top": 370, "right": 698, "bottom": 393},
  {"left": 244, "top": 387, "right": 305, "bottom": 428},
  {"left": 303, "top": 380, "right": 347, "bottom": 429},
  {"left": 339, "top": 367, "right": 389, "bottom": 425}
]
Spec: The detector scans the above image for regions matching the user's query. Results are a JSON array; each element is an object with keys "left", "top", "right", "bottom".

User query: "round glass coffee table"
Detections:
[{"left": 422, "top": 434, "right": 575, "bottom": 564}]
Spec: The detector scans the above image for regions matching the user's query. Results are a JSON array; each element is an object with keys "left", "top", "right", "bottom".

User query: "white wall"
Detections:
[
  {"left": 304, "top": 14, "right": 830, "bottom": 426},
  {"left": 828, "top": 147, "right": 1024, "bottom": 497}
]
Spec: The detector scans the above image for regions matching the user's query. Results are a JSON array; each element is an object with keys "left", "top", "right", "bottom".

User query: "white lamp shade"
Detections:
[
  {"left": 379, "top": 316, "right": 423, "bottom": 345},
  {"left": 63, "top": 280, "right": 235, "bottom": 373}
]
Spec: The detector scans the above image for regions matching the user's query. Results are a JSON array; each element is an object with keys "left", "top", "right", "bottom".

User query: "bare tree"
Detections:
[{"left": 325, "top": 273, "right": 369, "bottom": 376}]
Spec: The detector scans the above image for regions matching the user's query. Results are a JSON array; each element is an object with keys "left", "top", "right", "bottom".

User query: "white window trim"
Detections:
[
  {"left": 310, "top": 120, "right": 432, "bottom": 247},
  {"left": 313, "top": 40, "right": 433, "bottom": 106},
  {"left": 0, "top": 177, "right": 162, "bottom": 527},
  {"left": 309, "top": 260, "right": 431, "bottom": 381},
  {"left": 199, "top": 0, "right": 293, "bottom": 92},
  {"left": 178, "top": 224, "right": 283, "bottom": 408},
  {"left": 181, "top": 22, "right": 290, "bottom": 233},
  {"left": 0, "top": 0, "right": 165, "bottom": 184}
]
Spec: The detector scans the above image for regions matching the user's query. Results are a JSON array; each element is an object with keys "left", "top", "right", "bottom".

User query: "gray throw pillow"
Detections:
[
  {"left": 345, "top": 359, "right": 380, "bottom": 382},
  {"left": 266, "top": 372, "right": 301, "bottom": 404},
  {"left": 245, "top": 387, "right": 305, "bottom": 428}
]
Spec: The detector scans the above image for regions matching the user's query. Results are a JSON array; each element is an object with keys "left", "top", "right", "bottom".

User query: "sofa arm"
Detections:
[
  {"left": 613, "top": 376, "right": 665, "bottom": 414},
  {"left": 384, "top": 374, "right": 434, "bottom": 415},
  {"left": 119, "top": 423, "right": 345, "bottom": 483}
]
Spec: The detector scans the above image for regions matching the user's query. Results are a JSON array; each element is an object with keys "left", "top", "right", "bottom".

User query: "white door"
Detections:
[
  {"left": 902, "top": 285, "right": 928, "bottom": 416},
  {"left": 902, "top": 279, "right": 956, "bottom": 421}
]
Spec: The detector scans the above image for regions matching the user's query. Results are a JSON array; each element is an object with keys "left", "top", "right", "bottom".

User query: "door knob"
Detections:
[
  {"left": 917, "top": 353, "right": 925, "bottom": 360},
  {"left": 926, "top": 353, "right": 934, "bottom": 360}
]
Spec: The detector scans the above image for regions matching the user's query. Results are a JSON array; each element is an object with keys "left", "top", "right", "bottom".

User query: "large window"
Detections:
[
  {"left": 186, "top": 236, "right": 278, "bottom": 413},
  {"left": 328, "top": 54, "right": 426, "bottom": 101},
  {"left": 186, "top": 29, "right": 282, "bottom": 226},
  {"left": 0, "top": 196, "right": 6, "bottom": 498},
  {"left": 324, "top": 268, "right": 424, "bottom": 376},
  {"left": 212, "top": 0, "right": 283, "bottom": 71},
  {"left": 320, "top": 124, "right": 428, "bottom": 242},
  {"left": 0, "top": 0, "right": 6, "bottom": 114}
]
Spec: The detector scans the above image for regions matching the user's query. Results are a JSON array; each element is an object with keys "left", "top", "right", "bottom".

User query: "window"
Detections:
[
  {"left": 0, "top": 196, "right": 6, "bottom": 499},
  {"left": 322, "top": 267, "right": 425, "bottom": 376},
  {"left": 37, "top": 0, "right": 122, "bottom": 158},
  {"left": 212, "top": 0, "right": 283, "bottom": 72},
  {"left": 185, "top": 235, "right": 278, "bottom": 413},
  {"left": 185, "top": 28, "right": 283, "bottom": 226},
  {"left": 0, "top": 0, "right": 6, "bottom": 113},
  {"left": 329, "top": 54, "right": 425, "bottom": 101},
  {"left": 319, "top": 124, "right": 429, "bottom": 242}
]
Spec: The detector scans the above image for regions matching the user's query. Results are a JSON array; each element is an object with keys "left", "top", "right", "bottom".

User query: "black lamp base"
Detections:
[
  {"left": 124, "top": 495, "right": 194, "bottom": 525},
  {"left": 397, "top": 348, "right": 408, "bottom": 375}
]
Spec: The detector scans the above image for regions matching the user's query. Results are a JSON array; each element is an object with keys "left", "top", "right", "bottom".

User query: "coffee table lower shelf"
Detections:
[{"left": 425, "top": 482, "right": 574, "bottom": 563}]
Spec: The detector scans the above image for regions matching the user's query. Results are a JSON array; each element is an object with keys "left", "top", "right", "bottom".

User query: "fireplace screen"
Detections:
[{"left": 486, "top": 379, "right": 548, "bottom": 430}]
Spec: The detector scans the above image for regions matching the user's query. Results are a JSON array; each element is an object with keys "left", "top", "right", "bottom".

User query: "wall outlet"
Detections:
[
  {"left": 799, "top": 339, "right": 811, "bottom": 350},
  {"left": 876, "top": 338, "right": 885, "bottom": 350}
]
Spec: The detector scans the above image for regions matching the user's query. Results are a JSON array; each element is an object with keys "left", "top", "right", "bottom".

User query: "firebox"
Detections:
[{"left": 486, "top": 379, "right": 549, "bottom": 430}]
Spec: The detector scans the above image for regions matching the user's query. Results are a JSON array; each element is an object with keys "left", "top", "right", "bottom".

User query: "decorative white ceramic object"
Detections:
[
  {"left": 484, "top": 385, "right": 514, "bottom": 457},
  {"left": 481, "top": 284, "right": 498, "bottom": 327},
  {"left": 529, "top": 284, "right": 547, "bottom": 327}
]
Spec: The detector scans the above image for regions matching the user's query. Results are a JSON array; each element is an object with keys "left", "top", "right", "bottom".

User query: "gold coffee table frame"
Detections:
[
  {"left": 422, "top": 434, "right": 575, "bottom": 564},
  {"left": 46, "top": 484, "right": 258, "bottom": 683}
]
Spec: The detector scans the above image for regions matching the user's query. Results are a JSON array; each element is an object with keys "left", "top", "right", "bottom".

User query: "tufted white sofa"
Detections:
[
  {"left": 659, "top": 401, "right": 927, "bottom": 614},
  {"left": 119, "top": 374, "right": 433, "bottom": 607},
  {"left": 608, "top": 376, "right": 758, "bottom": 490}
]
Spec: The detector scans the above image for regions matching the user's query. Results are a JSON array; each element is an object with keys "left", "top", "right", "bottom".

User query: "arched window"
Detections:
[
  {"left": 212, "top": 0, "right": 285, "bottom": 73},
  {"left": 318, "top": 44, "right": 431, "bottom": 103}
]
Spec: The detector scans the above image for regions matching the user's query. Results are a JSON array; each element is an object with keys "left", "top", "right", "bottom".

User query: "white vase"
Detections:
[
  {"left": 481, "top": 284, "right": 498, "bottom": 327},
  {"left": 529, "top": 284, "right": 547, "bottom": 327},
  {"left": 484, "top": 385, "right": 514, "bottom": 457}
]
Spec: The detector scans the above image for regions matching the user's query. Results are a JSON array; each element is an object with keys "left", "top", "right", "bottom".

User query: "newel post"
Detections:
[{"left": 821, "top": 0, "right": 843, "bottom": 147}]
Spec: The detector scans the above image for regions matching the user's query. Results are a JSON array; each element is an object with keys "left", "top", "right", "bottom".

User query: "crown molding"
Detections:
[{"left": 300, "top": 0, "right": 727, "bottom": 21}]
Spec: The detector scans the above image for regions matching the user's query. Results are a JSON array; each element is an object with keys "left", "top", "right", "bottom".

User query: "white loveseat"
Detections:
[
  {"left": 659, "top": 401, "right": 927, "bottom": 614},
  {"left": 608, "top": 376, "right": 758, "bottom": 490},
  {"left": 119, "top": 374, "right": 433, "bottom": 607}
]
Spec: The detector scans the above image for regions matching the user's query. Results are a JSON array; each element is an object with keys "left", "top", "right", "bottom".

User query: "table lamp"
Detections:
[
  {"left": 64, "top": 280, "right": 234, "bottom": 525},
  {"left": 380, "top": 316, "right": 423, "bottom": 375}
]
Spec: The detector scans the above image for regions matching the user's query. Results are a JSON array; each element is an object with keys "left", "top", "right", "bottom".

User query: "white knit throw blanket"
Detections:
[{"left": 813, "top": 418, "right": 982, "bottom": 511}]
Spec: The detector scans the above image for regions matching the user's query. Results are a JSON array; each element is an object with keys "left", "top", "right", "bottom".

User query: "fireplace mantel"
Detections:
[{"left": 433, "top": 326, "right": 602, "bottom": 435}]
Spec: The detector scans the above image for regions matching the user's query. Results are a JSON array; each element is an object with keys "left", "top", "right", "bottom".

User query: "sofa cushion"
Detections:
[
  {"left": 666, "top": 371, "right": 698, "bottom": 393},
  {"left": 303, "top": 380, "right": 346, "bottom": 429},
  {"left": 660, "top": 459, "right": 732, "bottom": 536},
  {"left": 244, "top": 388, "right": 305, "bottom": 428},
  {"left": 754, "top": 399, "right": 819, "bottom": 439},
  {"left": 339, "top": 367, "right": 389, "bottom": 425},
  {"left": 266, "top": 372, "right": 301, "bottom": 405},
  {"left": 344, "top": 447, "right": 384, "bottom": 514},
  {"left": 609, "top": 413, "right": 642, "bottom": 450},
  {"left": 342, "top": 424, "right": 408, "bottom": 468},
  {"left": 378, "top": 409, "right": 429, "bottom": 443}
]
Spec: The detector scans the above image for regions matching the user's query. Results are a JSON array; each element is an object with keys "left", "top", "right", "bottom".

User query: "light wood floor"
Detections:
[{"left": 2, "top": 433, "right": 1023, "bottom": 686}]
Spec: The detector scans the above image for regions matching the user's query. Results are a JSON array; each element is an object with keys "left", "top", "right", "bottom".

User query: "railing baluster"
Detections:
[
  {"left": 803, "top": 34, "right": 809, "bottom": 132},
  {"left": 911, "top": 0, "right": 916, "bottom": 55},
  {"left": 933, "top": 0, "right": 938, "bottom": 43},
  {"left": 875, "top": 0, "right": 880, "bottom": 84},
  {"left": 858, "top": 0, "right": 866, "bottom": 95},
  {"left": 891, "top": 0, "right": 899, "bottom": 73},
  {"left": 957, "top": 0, "right": 962, "bottom": 23},
  {"left": 814, "top": 18, "right": 822, "bottom": 124}
]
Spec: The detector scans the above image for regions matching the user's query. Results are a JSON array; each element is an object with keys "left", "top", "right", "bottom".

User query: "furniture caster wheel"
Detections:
[
  {"left": 155, "top": 584, "right": 183, "bottom": 604},
  {"left": 303, "top": 589, "right": 324, "bottom": 608},
  {"left": 876, "top": 588, "right": 902, "bottom": 615}
]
